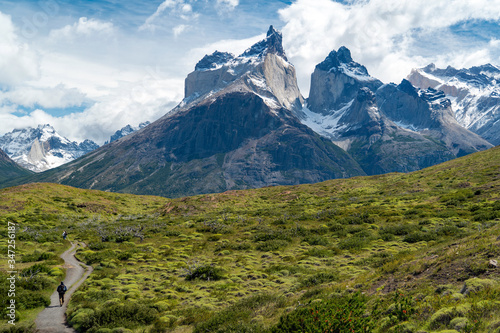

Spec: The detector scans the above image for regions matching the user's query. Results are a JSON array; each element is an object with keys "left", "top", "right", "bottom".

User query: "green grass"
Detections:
[{"left": 1, "top": 146, "right": 499, "bottom": 332}]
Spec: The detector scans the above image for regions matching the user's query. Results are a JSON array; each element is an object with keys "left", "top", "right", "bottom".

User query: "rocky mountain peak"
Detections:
[
  {"left": 0, "top": 124, "right": 99, "bottom": 172},
  {"left": 195, "top": 51, "right": 235, "bottom": 71},
  {"left": 241, "top": 25, "right": 287, "bottom": 60},
  {"left": 397, "top": 79, "right": 419, "bottom": 98},
  {"left": 316, "top": 46, "right": 360, "bottom": 72},
  {"left": 308, "top": 47, "right": 382, "bottom": 115}
]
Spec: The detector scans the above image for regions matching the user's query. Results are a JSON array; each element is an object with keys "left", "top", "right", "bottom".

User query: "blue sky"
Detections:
[{"left": 0, "top": 0, "right": 499, "bottom": 144}]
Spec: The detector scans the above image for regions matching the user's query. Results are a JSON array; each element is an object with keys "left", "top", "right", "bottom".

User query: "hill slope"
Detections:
[
  {"left": 1, "top": 146, "right": 499, "bottom": 332},
  {"left": 0, "top": 147, "right": 33, "bottom": 183}
]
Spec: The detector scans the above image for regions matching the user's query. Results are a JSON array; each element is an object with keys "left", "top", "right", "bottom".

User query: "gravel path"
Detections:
[{"left": 35, "top": 242, "right": 93, "bottom": 333}]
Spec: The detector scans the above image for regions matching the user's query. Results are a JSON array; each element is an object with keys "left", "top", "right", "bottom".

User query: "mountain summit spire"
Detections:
[{"left": 241, "top": 25, "right": 287, "bottom": 60}]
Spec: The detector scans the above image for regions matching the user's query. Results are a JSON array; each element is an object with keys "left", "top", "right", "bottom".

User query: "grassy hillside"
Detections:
[{"left": 1, "top": 146, "right": 499, "bottom": 333}]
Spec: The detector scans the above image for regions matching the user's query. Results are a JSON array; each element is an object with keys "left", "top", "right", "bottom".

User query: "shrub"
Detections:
[
  {"left": 338, "top": 236, "right": 369, "bottom": 250},
  {"left": 193, "top": 294, "right": 284, "bottom": 333},
  {"left": 304, "top": 248, "right": 332, "bottom": 258},
  {"left": 270, "top": 292, "right": 373, "bottom": 333},
  {"left": 16, "top": 292, "right": 50, "bottom": 310},
  {"left": 402, "top": 231, "right": 436, "bottom": 243},
  {"left": 300, "top": 271, "right": 338, "bottom": 288},
  {"left": 256, "top": 239, "right": 289, "bottom": 252},
  {"left": 185, "top": 265, "right": 224, "bottom": 281},
  {"left": 303, "top": 235, "right": 329, "bottom": 246},
  {"left": 79, "top": 303, "right": 158, "bottom": 331}
]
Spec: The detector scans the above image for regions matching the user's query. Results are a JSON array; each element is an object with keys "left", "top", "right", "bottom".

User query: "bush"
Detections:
[
  {"left": 270, "top": 292, "right": 373, "bottom": 332},
  {"left": 303, "top": 235, "right": 329, "bottom": 246},
  {"left": 16, "top": 292, "right": 50, "bottom": 310},
  {"left": 403, "top": 231, "right": 437, "bottom": 243},
  {"left": 338, "top": 236, "right": 369, "bottom": 250},
  {"left": 256, "top": 239, "right": 289, "bottom": 252},
  {"left": 185, "top": 265, "right": 224, "bottom": 281},
  {"left": 300, "top": 272, "right": 338, "bottom": 288},
  {"left": 194, "top": 294, "right": 284, "bottom": 333},
  {"left": 79, "top": 303, "right": 158, "bottom": 331}
]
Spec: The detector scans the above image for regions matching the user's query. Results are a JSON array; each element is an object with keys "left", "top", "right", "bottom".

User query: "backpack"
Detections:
[{"left": 57, "top": 285, "right": 67, "bottom": 293}]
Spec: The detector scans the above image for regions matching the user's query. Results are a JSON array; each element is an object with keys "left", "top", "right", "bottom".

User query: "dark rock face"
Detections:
[{"left": 24, "top": 92, "right": 364, "bottom": 197}]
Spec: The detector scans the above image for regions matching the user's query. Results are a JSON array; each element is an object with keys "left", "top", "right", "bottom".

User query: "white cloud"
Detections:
[
  {"left": 279, "top": 0, "right": 500, "bottom": 94},
  {"left": 0, "top": 70, "right": 184, "bottom": 144},
  {"left": 49, "top": 17, "right": 114, "bottom": 40},
  {"left": 139, "top": 0, "right": 199, "bottom": 32},
  {"left": 173, "top": 24, "right": 190, "bottom": 37},
  {"left": 0, "top": 11, "right": 39, "bottom": 87},
  {"left": 215, "top": 0, "right": 239, "bottom": 14},
  {"left": 0, "top": 84, "right": 86, "bottom": 109}
]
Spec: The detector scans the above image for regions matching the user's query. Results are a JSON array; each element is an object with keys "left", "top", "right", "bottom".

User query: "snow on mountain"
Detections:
[
  {"left": 407, "top": 63, "right": 500, "bottom": 145},
  {"left": 105, "top": 122, "right": 151, "bottom": 144},
  {"left": 0, "top": 124, "right": 99, "bottom": 172}
]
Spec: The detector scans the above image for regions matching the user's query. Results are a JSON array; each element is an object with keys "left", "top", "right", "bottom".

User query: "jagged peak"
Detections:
[
  {"left": 195, "top": 51, "right": 235, "bottom": 71},
  {"left": 240, "top": 25, "right": 287, "bottom": 61},
  {"left": 315, "top": 46, "right": 374, "bottom": 82},
  {"left": 397, "top": 79, "right": 419, "bottom": 98},
  {"left": 316, "top": 46, "right": 354, "bottom": 71}
]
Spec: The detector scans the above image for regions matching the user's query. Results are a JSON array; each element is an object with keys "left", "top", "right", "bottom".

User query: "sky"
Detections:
[{"left": 0, "top": 0, "right": 499, "bottom": 145}]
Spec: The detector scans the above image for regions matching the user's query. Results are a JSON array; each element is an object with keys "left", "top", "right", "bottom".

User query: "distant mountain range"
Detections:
[
  {"left": 105, "top": 122, "right": 151, "bottom": 144},
  {"left": 0, "top": 26, "right": 498, "bottom": 197},
  {"left": 0, "top": 124, "right": 99, "bottom": 172},
  {"left": 407, "top": 63, "right": 500, "bottom": 145},
  {"left": 0, "top": 123, "right": 151, "bottom": 173}
]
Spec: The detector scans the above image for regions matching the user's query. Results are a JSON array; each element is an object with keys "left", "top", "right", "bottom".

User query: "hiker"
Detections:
[
  {"left": 62, "top": 230, "right": 67, "bottom": 240},
  {"left": 57, "top": 282, "right": 67, "bottom": 306}
]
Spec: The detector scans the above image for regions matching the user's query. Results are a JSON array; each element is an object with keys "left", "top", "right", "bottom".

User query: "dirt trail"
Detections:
[{"left": 35, "top": 242, "right": 93, "bottom": 333}]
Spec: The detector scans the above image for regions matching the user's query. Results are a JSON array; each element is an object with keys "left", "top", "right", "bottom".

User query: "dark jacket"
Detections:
[{"left": 57, "top": 284, "right": 67, "bottom": 294}]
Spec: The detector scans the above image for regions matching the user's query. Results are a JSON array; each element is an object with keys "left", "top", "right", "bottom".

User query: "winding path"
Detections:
[{"left": 35, "top": 242, "right": 93, "bottom": 333}]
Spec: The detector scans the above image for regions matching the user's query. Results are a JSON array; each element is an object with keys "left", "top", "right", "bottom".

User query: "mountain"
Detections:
[
  {"left": 7, "top": 26, "right": 364, "bottom": 197},
  {"left": 0, "top": 124, "right": 99, "bottom": 172},
  {"left": 0, "top": 147, "right": 33, "bottom": 183},
  {"left": 105, "top": 122, "right": 151, "bottom": 144},
  {"left": 407, "top": 63, "right": 500, "bottom": 145},
  {"left": 303, "top": 47, "right": 493, "bottom": 175}
]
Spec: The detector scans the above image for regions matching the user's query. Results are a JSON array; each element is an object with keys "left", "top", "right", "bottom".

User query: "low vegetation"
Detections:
[{"left": 1, "top": 146, "right": 499, "bottom": 332}]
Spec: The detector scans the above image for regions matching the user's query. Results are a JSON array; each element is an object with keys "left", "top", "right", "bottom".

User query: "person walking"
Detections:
[
  {"left": 62, "top": 230, "right": 67, "bottom": 240},
  {"left": 57, "top": 282, "right": 67, "bottom": 306}
]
